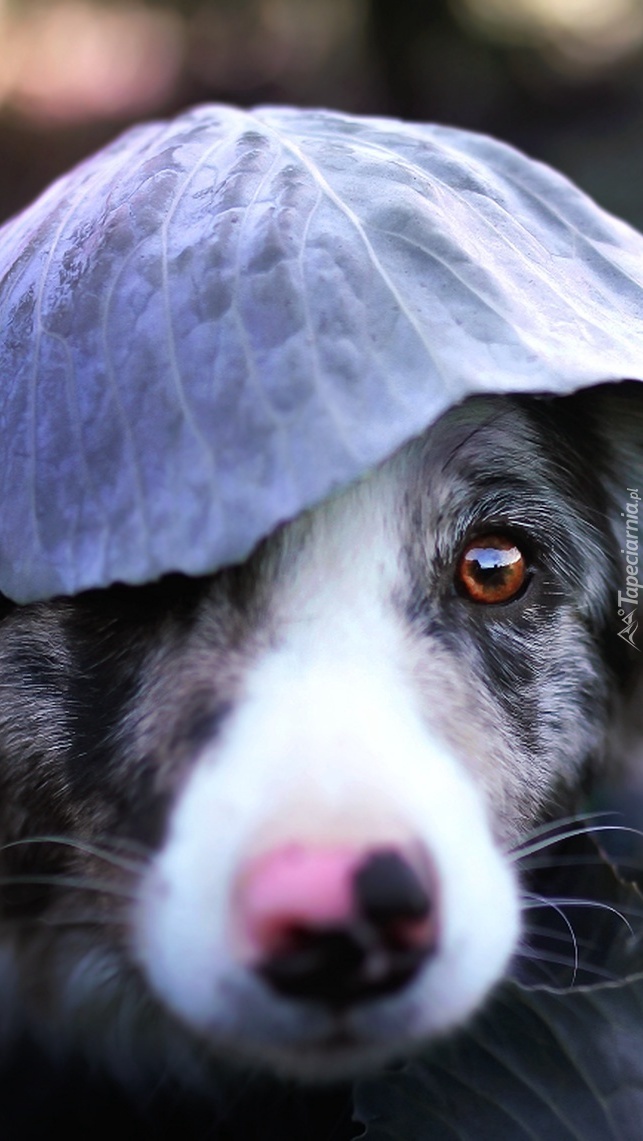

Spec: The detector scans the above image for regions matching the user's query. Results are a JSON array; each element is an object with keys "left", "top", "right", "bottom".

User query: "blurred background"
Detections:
[{"left": 2, "top": 0, "right": 643, "bottom": 228}]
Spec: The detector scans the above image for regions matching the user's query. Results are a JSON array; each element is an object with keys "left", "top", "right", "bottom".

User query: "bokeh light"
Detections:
[
  {"left": 456, "top": 0, "right": 643, "bottom": 71},
  {"left": 0, "top": 0, "right": 184, "bottom": 122}
]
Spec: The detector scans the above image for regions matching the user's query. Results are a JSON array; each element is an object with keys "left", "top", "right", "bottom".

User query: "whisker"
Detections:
[
  {"left": 539, "top": 898, "right": 643, "bottom": 923},
  {"left": 520, "top": 852, "right": 643, "bottom": 873},
  {"left": 521, "top": 894, "right": 579, "bottom": 983},
  {"left": 37, "top": 913, "right": 127, "bottom": 930},
  {"left": 0, "top": 836, "right": 144, "bottom": 874},
  {"left": 511, "top": 823, "right": 643, "bottom": 863},
  {"left": 0, "top": 912, "right": 128, "bottom": 932},
  {"left": 0, "top": 874, "right": 137, "bottom": 900},
  {"left": 508, "top": 811, "right": 618, "bottom": 854},
  {"left": 522, "top": 893, "right": 635, "bottom": 936},
  {"left": 93, "top": 834, "right": 153, "bottom": 859},
  {"left": 514, "top": 946, "right": 618, "bottom": 983},
  {"left": 521, "top": 922, "right": 596, "bottom": 949}
]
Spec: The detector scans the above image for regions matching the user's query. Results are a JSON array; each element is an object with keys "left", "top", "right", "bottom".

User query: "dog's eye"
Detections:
[{"left": 456, "top": 535, "right": 527, "bottom": 604}]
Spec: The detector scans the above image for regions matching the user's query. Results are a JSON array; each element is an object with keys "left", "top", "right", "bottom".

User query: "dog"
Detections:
[{"left": 0, "top": 382, "right": 640, "bottom": 1086}]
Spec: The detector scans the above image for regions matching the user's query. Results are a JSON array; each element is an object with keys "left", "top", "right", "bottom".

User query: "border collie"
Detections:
[{"left": 0, "top": 383, "right": 640, "bottom": 1084}]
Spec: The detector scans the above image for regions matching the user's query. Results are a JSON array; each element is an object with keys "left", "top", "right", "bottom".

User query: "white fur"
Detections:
[{"left": 134, "top": 468, "right": 520, "bottom": 1077}]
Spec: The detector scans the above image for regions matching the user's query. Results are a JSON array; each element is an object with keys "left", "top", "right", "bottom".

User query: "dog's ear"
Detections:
[
  {"left": 589, "top": 380, "right": 643, "bottom": 532},
  {"left": 591, "top": 381, "right": 642, "bottom": 661},
  {"left": 577, "top": 382, "right": 643, "bottom": 796},
  {"left": 573, "top": 381, "right": 642, "bottom": 622}
]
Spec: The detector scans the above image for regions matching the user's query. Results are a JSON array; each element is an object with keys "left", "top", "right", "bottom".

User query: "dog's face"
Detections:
[{"left": 0, "top": 388, "right": 638, "bottom": 1083}]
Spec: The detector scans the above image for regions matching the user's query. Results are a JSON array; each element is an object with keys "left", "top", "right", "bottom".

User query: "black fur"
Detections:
[{"left": 0, "top": 384, "right": 639, "bottom": 1084}]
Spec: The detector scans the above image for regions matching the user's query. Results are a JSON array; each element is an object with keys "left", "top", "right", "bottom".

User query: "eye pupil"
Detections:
[{"left": 456, "top": 536, "right": 527, "bottom": 604}]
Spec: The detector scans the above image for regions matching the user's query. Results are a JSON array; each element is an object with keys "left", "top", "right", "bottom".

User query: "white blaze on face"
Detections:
[{"left": 133, "top": 468, "right": 520, "bottom": 1071}]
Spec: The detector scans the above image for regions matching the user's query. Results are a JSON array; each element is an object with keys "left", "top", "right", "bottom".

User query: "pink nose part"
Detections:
[
  {"left": 235, "top": 843, "right": 437, "bottom": 1006},
  {"left": 240, "top": 846, "right": 363, "bottom": 957}
]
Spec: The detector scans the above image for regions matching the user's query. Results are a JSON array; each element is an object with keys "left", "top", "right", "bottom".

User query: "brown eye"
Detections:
[{"left": 456, "top": 535, "right": 527, "bottom": 604}]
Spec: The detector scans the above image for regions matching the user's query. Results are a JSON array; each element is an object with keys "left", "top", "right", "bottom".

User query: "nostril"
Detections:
[
  {"left": 259, "top": 926, "right": 371, "bottom": 1003},
  {"left": 354, "top": 848, "right": 434, "bottom": 949},
  {"left": 355, "top": 849, "right": 431, "bottom": 921},
  {"left": 236, "top": 843, "right": 438, "bottom": 1006}
]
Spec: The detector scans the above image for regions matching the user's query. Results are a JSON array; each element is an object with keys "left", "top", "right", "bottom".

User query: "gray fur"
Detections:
[{"left": 0, "top": 384, "right": 639, "bottom": 1082}]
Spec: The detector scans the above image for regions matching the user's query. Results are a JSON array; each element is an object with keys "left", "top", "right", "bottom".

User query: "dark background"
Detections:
[{"left": 2, "top": 0, "right": 643, "bottom": 231}]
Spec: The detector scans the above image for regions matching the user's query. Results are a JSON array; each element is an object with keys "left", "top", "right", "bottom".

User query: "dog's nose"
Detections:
[{"left": 236, "top": 845, "right": 437, "bottom": 1006}]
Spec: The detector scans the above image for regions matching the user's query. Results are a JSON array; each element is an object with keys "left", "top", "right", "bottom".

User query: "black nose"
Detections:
[{"left": 257, "top": 848, "right": 437, "bottom": 1007}]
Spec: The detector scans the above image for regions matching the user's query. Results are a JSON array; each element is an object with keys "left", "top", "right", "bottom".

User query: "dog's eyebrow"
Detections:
[
  {"left": 438, "top": 405, "right": 524, "bottom": 475},
  {"left": 456, "top": 484, "right": 565, "bottom": 535},
  {"left": 425, "top": 470, "right": 593, "bottom": 585}
]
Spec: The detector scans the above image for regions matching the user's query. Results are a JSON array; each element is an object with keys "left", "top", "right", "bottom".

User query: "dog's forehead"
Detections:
[
  {"left": 421, "top": 397, "right": 536, "bottom": 474},
  {"left": 253, "top": 396, "right": 540, "bottom": 585}
]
